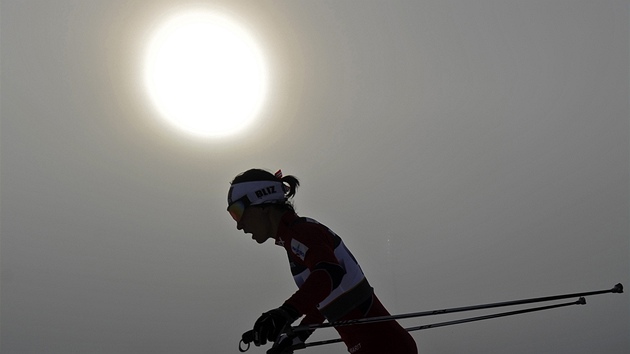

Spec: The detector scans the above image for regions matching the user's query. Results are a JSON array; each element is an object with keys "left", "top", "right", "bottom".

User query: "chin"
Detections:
[{"left": 255, "top": 235, "right": 270, "bottom": 244}]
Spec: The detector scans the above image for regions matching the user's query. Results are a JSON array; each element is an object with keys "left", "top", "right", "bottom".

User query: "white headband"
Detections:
[{"left": 228, "top": 181, "right": 286, "bottom": 206}]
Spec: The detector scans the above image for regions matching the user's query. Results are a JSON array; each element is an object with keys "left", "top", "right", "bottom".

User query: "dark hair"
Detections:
[{"left": 230, "top": 168, "right": 300, "bottom": 210}]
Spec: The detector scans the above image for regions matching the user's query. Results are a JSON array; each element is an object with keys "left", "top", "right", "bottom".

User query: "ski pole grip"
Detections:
[
  {"left": 239, "top": 330, "right": 255, "bottom": 352},
  {"left": 612, "top": 283, "right": 623, "bottom": 293},
  {"left": 242, "top": 330, "right": 255, "bottom": 343}
]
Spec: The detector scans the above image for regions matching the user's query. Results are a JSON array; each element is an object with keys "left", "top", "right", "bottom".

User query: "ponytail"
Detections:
[{"left": 281, "top": 175, "right": 300, "bottom": 199}]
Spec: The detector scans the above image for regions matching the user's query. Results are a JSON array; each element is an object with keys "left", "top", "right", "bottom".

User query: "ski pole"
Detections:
[
  {"left": 238, "top": 283, "right": 623, "bottom": 352},
  {"left": 292, "top": 297, "right": 587, "bottom": 351},
  {"left": 288, "top": 283, "right": 622, "bottom": 334}
]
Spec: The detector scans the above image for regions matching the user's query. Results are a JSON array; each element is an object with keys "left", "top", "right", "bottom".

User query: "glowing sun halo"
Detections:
[{"left": 144, "top": 11, "right": 268, "bottom": 138}]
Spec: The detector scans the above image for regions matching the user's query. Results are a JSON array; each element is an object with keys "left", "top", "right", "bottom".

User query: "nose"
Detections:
[{"left": 236, "top": 220, "right": 244, "bottom": 230}]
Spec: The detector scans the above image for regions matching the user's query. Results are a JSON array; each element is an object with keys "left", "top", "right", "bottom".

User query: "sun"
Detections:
[{"left": 144, "top": 10, "right": 268, "bottom": 138}]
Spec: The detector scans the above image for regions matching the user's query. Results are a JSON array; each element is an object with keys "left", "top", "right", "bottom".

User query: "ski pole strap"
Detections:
[
  {"left": 239, "top": 330, "right": 256, "bottom": 352},
  {"left": 239, "top": 340, "right": 250, "bottom": 352}
]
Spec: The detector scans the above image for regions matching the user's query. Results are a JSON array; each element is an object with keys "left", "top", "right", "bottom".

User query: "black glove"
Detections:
[
  {"left": 241, "top": 329, "right": 255, "bottom": 345},
  {"left": 267, "top": 330, "right": 312, "bottom": 354},
  {"left": 252, "top": 304, "right": 300, "bottom": 346}
]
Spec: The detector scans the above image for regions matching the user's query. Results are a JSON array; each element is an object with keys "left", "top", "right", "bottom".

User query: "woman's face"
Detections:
[{"left": 237, "top": 206, "right": 273, "bottom": 244}]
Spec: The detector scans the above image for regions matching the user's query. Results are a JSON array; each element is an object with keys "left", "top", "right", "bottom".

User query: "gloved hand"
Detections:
[
  {"left": 267, "top": 330, "right": 312, "bottom": 354},
  {"left": 241, "top": 329, "right": 255, "bottom": 345},
  {"left": 252, "top": 304, "right": 300, "bottom": 346}
]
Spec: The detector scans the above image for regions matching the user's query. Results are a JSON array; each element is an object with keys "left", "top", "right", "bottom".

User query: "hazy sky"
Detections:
[{"left": 1, "top": 1, "right": 628, "bottom": 353}]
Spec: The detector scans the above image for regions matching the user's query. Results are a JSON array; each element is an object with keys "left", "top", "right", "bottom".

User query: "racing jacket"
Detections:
[{"left": 276, "top": 212, "right": 374, "bottom": 322}]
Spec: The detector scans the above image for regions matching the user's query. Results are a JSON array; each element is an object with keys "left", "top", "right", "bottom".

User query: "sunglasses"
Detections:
[{"left": 227, "top": 196, "right": 251, "bottom": 222}]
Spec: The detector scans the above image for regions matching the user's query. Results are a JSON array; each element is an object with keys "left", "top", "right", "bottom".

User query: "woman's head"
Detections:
[{"left": 227, "top": 169, "right": 300, "bottom": 242}]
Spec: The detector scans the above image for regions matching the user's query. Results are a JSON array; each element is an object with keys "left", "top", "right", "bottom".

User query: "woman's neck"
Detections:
[{"left": 268, "top": 207, "right": 288, "bottom": 240}]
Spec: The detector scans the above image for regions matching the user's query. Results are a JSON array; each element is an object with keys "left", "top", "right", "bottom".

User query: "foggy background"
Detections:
[{"left": 1, "top": 1, "right": 628, "bottom": 353}]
